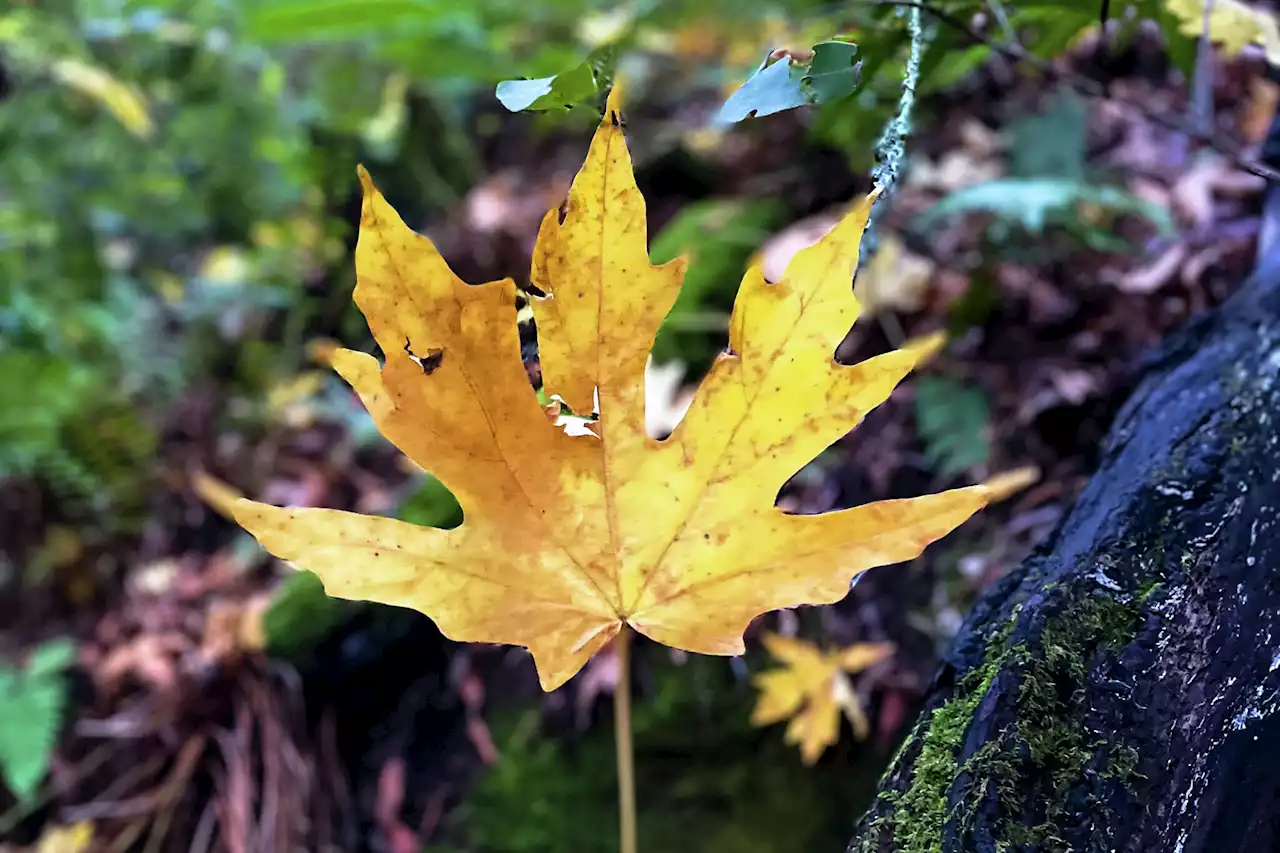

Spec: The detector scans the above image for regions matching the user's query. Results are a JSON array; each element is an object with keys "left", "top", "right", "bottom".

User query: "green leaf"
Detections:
[
  {"left": 914, "top": 377, "right": 991, "bottom": 477},
  {"left": 0, "top": 639, "right": 73, "bottom": 802},
  {"left": 246, "top": 0, "right": 443, "bottom": 41},
  {"left": 803, "top": 40, "right": 863, "bottom": 104},
  {"left": 495, "top": 46, "right": 617, "bottom": 113},
  {"left": 1020, "top": 6, "right": 1097, "bottom": 60},
  {"left": 916, "top": 178, "right": 1175, "bottom": 237},
  {"left": 924, "top": 44, "right": 991, "bottom": 91},
  {"left": 853, "top": 27, "right": 907, "bottom": 89}
]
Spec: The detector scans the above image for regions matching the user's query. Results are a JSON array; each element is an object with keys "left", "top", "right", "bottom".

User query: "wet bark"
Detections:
[{"left": 847, "top": 250, "right": 1280, "bottom": 853}]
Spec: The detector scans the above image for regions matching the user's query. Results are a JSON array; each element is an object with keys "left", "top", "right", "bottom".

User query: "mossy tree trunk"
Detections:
[{"left": 848, "top": 252, "right": 1280, "bottom": 853}]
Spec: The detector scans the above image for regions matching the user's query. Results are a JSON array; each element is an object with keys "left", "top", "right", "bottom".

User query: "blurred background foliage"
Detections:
[{"left": 0, "top": 0, "right": 1194, "bottom": 560}]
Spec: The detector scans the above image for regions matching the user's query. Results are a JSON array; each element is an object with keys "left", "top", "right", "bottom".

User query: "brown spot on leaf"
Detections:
[
  {"left": 420, "top": 348, "right": 444, "bottom": 375},
  {"left": 405, "top": 339, "right": 445, "bottom": 375}
]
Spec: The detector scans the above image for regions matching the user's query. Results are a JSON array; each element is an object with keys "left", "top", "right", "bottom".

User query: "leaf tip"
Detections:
[
  {"left": 191, "top": 470, "right": 244, "bottom": 521},
  {"left": 979, "top": 465, "right": 1041, "bottom": 504},
  {"left": 902, "top": 330, "right": 947, "bottom": 366},
  {"left": 604, "top": 76, "right": 625, "bottom": 126},
  {"left": 356, "top": 163, "right": 375, "bottom": 196}
]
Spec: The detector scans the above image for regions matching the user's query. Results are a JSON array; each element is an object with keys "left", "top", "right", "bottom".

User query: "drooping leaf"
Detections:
[
  {"left": 716, "top": 40, "right": 862, "bottom": 124},
  {"left": 231, "top": 85, "right": 990, "bottom": 692},
  {"left": 980, "top": 465, "right": 1041, "bottom": 503},
  {"left": 750, "top": 633, "right": 892, "bottom": 764},
  {"left": 716, "top": 52, "right": 809, "bottom": 123},
  {"left": 496, "top": 46, "right": 618, "bottom": 113}
]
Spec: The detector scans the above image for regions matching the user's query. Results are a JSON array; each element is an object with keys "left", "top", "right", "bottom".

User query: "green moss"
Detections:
[
  {"left": 867, "top": 609, "right": 1022, "bottom": 853},
  {"left": 977, "top": 593, "right": 1146, "bottom": 851},
  {"left": 866, "top": 583, "right": 1153, "bottom": 852}
]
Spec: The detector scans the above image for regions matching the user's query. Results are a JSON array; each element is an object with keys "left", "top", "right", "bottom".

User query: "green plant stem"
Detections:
[{"left": 615, "top": 627, "right": 637, "bottom": 853}]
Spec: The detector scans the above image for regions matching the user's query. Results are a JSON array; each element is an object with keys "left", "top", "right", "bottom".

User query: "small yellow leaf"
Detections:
[
  {"left": 900, "top": 331, "right": 948, "bottom": 369},
  {"left": 361, "top": 72, "right": 409, "bottom": 149},
  {"left": 49, "top": 58, "right": 153, "bottom": 138},
  {"left": 266, "top": 371, "right": 326, "bottom": 426},
  {"left": 1166, "top": 0, "right": 1280, "bottom": 63},
  {"left": 751, "top": 633, "right": 892, "bottom": 763},
  {"left": 854, "top": 233, "right": 934, "bottom": 316},
  {"left": 153, "top": 273, "right": 185, "bottom": 305},
  {"left": 230, "top": 85, "right": 988, "bottom": 691},
  {"left": 198, "top": 246, "right": 251, "bottom": 284},
  {"left": 835, "top": 641, "right": 894, "bottom": 671},
  {"left": 34, "top": 820, "right": 93, "bottom": 853}
]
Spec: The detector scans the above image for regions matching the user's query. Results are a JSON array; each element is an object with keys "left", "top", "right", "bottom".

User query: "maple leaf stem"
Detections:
[{"left": 614, "top": 627, "right": 638, "bottom": 853}]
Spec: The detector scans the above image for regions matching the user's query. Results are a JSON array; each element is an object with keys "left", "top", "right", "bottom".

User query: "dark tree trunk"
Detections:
[{"left": 847, "top": 250, "right": 1280, "bottom": 853}]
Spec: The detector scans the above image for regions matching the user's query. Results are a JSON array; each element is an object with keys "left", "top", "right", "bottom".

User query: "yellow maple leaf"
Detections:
[
  {"left": 1166, "top": 0, "right": 1280, "bottom": 63},
  {"left": 750, "top": 632, "right": 892, "bottom": 764},
  {"left": 230, "top": 84, "right": 990, "bottom": 691}
]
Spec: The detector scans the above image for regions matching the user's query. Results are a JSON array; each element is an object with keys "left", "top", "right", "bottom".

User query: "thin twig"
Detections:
[
  {"left": 866, "top": 2, "right": 934, "bottom": 258},
  {"left": 856, "top": 0, "right": 1280, "bottom": 183},
  {"left": 143, "top": 734, "right": 206, "bottom": 853},
  {"left": 871, "top": 3, "right": 931, "bottom": 200}
]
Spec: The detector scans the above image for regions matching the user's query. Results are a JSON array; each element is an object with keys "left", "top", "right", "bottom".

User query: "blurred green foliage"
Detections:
[
  {"left": 914, "top": 86, "right": 1175, "bottom": 251},
  {"left": 914, "top": 376, "right": 992, "bottom": 478},
  {"left": 648, "top": 198, "right": 786, "bottom": 370},
  {"left": 0, "top": 0, "right": 362, "bottom": 541}
]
